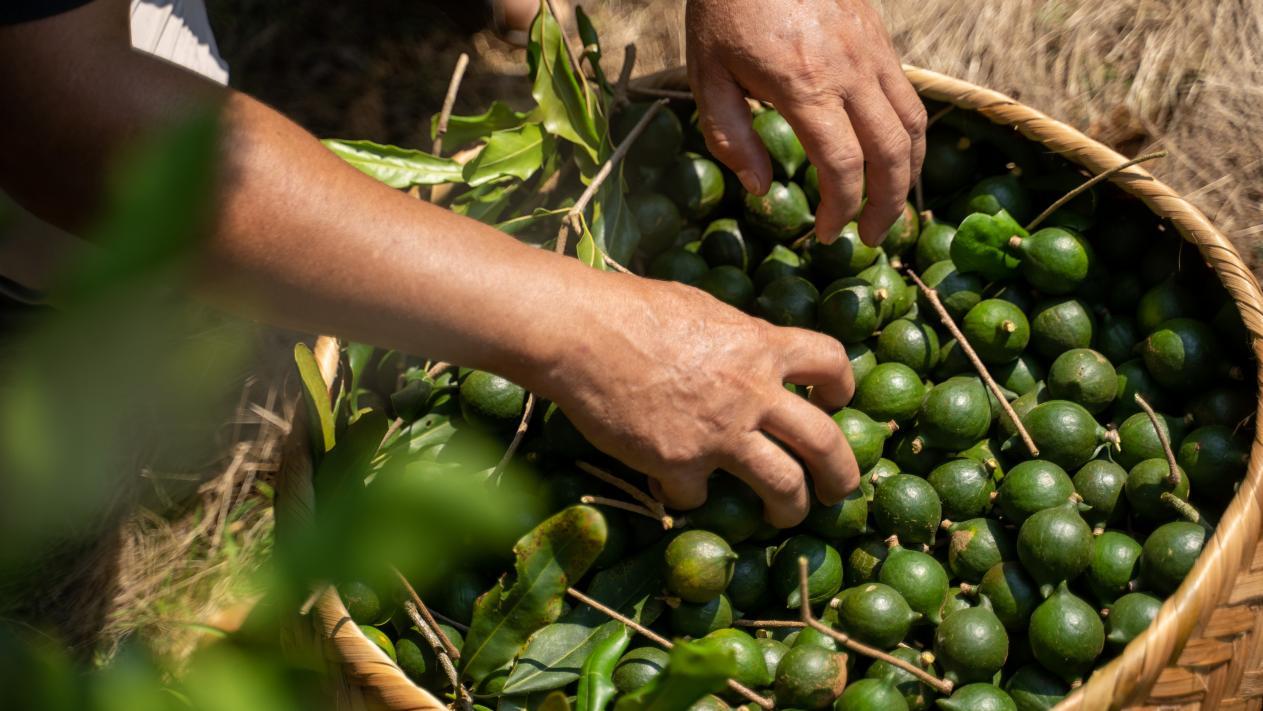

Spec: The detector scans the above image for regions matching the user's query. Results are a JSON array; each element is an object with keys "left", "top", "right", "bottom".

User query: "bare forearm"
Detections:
[{"left": 0, "top": 7, "right": 600, "bottom": 387}]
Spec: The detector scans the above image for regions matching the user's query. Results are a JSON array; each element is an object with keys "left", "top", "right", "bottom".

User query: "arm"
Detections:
[
  {"left": 686, "top": 0, "right": 926, "bottom": 246},
  {"left": 0, "top": 0, "right": 859, "bottom": 526}
]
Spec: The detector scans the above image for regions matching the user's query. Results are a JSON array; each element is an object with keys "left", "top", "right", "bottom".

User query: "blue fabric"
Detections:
[{"left": 0, "top": 0, "right": 95, "bottom": 25}]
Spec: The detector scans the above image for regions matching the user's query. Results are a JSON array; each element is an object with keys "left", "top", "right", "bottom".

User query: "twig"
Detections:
[
  {"left": 926, "top": 104, "right": 955, "bottom": 129},
  {"left": 492, "top": 394, "right": 536, "bottom": 481},
  {"left": 577, "top": 461, "right": 668, "bottom": 520},
  {"left": 580, "top": 495, "right": 672, "bottom": 527},
  {"left": 905, "top": 269, "right": 1038, "bottom": 457},
  {"left": 427, "top": 53, "right": 470, "bottom": 203},
  {"left": 627, "top": 85, "right": 694, "bottom": 101},
  {"left": 429, "top": 609, "right": 470, "bottom": 633},
  {"left": 1159, "top": 492, "right": 1212, "bottom": 531},
  {"left": 431, "top": 53, "right": 470, "bottom": 158},
  {"left": 426, "top": 361, "right": 451, "bottom": 379},
  {"left": 404, "top": 601, "right": 471, "bottom": 710},
  {"left": 603, "top": 255, "right": 634, "bottom": 274},
  {"left": 614, "top": 44, "right": 637, "bottom": 108},
  {"left": 732, "top": 619, "right": 807, "bottom": 629},
  {"left": 796, "top": 558, "right": 953, "bottom": 695},
  {"left": 790, "top": 228, "right": 817, "bottom": 251},
  {"left": 1026, "top": 151, "right": 1168, "bottom": 231},
  {"left": 299, "top": 583, "right": 328, "bottom": 616},
  {"left": 393, "top": 567, "right": 460, "bottom": 659},
  {"left": 565, "top": 588, "right": 775, "bottom": 709},
  {"left": 554, "top": 98, "right": 670, "bottom": 254},
  {"left": 1133, "top": 393, "right": 1181, "bottom": 487},
  {"left": 544, "top": 0, "right": 585, "bottom": 82}
]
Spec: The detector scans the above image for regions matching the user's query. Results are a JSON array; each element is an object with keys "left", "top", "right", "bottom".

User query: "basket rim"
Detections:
[
  {"left": 291, "top": 64, "right": 1263, "bottom": 711},
  {"left": 637, "top": 62, "right": 1263, "bottom": 710}
]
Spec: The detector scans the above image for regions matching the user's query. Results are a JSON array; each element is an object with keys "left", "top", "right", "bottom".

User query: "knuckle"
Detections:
[
  {"left": 905, "top": 104, "right": 929, "bottom": 137},
  {"left": 800, "top": 416, "right": 843, "bottom": 460},
  {"left": 764, "top": 461, "right": 805, "bottom": 499},
  {"left": 875, "top": 124, "right": 913, "bottom": 162}
]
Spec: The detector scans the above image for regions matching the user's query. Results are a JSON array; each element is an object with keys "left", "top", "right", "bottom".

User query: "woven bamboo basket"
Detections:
[{"left": 277, "top": 65, "right": 1263, "bottom": 710}]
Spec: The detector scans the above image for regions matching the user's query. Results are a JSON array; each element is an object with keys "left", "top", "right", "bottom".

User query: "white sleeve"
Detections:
[{"left": 129, "top": 0, "right": 229, "bottom": 86}]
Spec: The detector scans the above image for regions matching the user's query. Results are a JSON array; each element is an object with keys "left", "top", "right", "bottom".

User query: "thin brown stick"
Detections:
[
  {"left": 790, "top": 227, "right": 817, "bottom": 251},
  {"left": 544, "top": 0, "right": 584, "bottom": 82},
  {"left": 404, "top": 601, "right": 471, "bottom": 711},
  {"left": 428, "top": 608, "right": 470, "bottom": 633},
  {"left": 492, "top": 394, "right": 536, "bottom": 480},
  {"left": 576, "top": 461, "right": 668, "bottom": 519},
  {"left": 431, "top": 53, "right": 470, "bottom": 158},
  {"left": 603, "top": 255, "right": 634, "bottom": 274},
  {"left": 298, "top": 583, "right": 328, "bottom": 616},
  {"left": 554, "top": 98, "right": 670, "bottom": 255},
  {"left": 426, "top": 361, "right": 451, "bottom": 379},
  {"left": 796, "top": 557, "right": 954, "bottom": 695},
  {"left": 565, "top": 588, "right": 775, "bottom": 709},
  {"left": 732, "top": 619, "right": 807, "bottom": 629},
  {"left": 1133, "top": 393, "right": 1181, "bottom": 487},
  {"left": 1026, "top": 151, "right": 1168, "bottom": 231},
  {"left": 579, "top": 495, "right": 670, "bottom": 526},
  {"left": 926, "top": 104, "right": 955, "bottom": 129},
  {"left": 905, "top": 269, "right": 1038, "bottom": 456},
  {"left": 614, "top": 44, "right": 637, "bottom": 108},
  {"left": 393, "top": 567, "right": 460, "bottom": 659},
  {"left": 627, "top": 85, "right": 694, "bottom": 100}
]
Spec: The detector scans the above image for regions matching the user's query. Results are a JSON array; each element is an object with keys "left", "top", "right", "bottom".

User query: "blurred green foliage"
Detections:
[{"left": 0, "top": 107, "right": 525, "bottom": 706}]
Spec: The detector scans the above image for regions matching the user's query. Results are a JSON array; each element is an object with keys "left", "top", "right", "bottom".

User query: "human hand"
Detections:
[
  {"left": 537, "top": 273, "right": 860, "bottom": 528},
  {"left": 685, "top": 0, "right": 926, "bottom": 246}
]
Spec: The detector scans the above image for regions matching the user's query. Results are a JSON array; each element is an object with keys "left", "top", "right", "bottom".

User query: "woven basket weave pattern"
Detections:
[{"left": 279, "top": 66, "right": 1263, "bottom": 711}]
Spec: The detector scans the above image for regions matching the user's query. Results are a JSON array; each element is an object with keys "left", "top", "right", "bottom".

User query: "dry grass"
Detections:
[
  {"left": 96, "top": 374, "right": 289, "bottom": 670},
  {"left": 107, "top": 0, "right": 1262, "bottom": 669},
  {"left": 586, "top": 0, "right": 1263, "bottom": 262}
]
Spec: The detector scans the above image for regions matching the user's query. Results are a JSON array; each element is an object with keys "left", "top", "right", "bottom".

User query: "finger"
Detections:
[
  {"left": 690, "top": 62, "right": 772, "bottom": 195},
  {"left": 648, "top": 469, "right": 709, "bottom": 511},
  {"left": 724, "top": 432, "right": 809, "bottom": 528},
  {"left": 881, "top": 69, "right": 928, "bottom": 184},
  {"left": 776, "top": 96, "right": 865, "bottom": 243},
  {"left": 762, "top": 391, "right": 861, "bottom": 506},
  {"left": 777, "top": 327, "right": 855, "bottom": 409},
  {"left": 848, "top": 88, "right": 913, "bottom": 246}
]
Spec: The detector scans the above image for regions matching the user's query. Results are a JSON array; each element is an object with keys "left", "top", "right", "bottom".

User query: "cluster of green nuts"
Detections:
[{"left": 342, "top": 101, "right": 1253, "bottom": 710}]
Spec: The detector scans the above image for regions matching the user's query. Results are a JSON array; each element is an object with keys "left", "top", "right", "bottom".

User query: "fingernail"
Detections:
[
  {"left": 738, "top": 169, "right": 763, "bottom": 195},
  {"left": 816, "top": 227, "right": 841, "bottom": 245}
]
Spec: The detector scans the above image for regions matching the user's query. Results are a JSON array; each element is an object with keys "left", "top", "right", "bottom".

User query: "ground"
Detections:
[{"left": 106, "top": 0, "right": 1263, "bottom": 669}]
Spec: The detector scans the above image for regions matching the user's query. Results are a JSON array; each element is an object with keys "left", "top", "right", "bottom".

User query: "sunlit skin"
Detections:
[
  {"left": 687, "top": 0, "right": 926, "bottom": 245},
  {"left": 0, "top": 0, "right": 918, "bottom": 527}
]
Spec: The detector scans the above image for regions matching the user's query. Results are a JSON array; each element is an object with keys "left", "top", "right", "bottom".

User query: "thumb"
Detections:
[{"left": 690, "top": 63, "right": 772, "bottom": 195}]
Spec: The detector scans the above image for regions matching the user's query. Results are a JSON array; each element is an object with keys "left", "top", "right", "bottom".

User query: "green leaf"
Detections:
[
  {"left": 948, "top": 209, "right": 1028, "bottom": 281},
  {"left": 575, "top": 220, "right": 607, "bottom": 271},
  {"left": 575, "top": 624, "right": 633, "bottom": 711},
  {"left": 574, "top": 6, "right": 609, "bottom": 92},
  {"left": 314, "top": 409, "right": 386, "bottom": 509},
  {"left": 322, "top": 139, "right": 463, "bottom": 188},
  {"left": 612, "top": 639, "right": 736, "bottom": 711},
  {"left": 294, "top": 343, "right": 336, "bottom": 452},
  {"left": 496, "top": 207, "right": 570, "bottom": 235},
  {"left": 528, "top": 1, "right": 601, "bottom": 159},
  {"left": 540, "top": 692, "right": 573, "bottom": 711},
  {"left": 345, "top": 342, "right": 374, "bottom": 419},
  {"left": 502, "top": 546, "right": 665, "bottom": 694},
  {"left": 434, "top": 101, "right": 529, "bottom": 150},
  {"left": 461, "top": 505, "right": 608, "bottom": 682},
  {"left": 591, "top": 170, "right": 641, "bottom": 264},
  {"left": 463, "top": 124, "right": 553, "bottom": 187},
  {"left": 499, "top": 691, "right": 571, "bottom": 711},
  {"left": 453, "top": 179, "right": 523, "bottom": 224}
]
